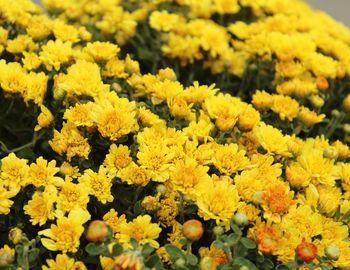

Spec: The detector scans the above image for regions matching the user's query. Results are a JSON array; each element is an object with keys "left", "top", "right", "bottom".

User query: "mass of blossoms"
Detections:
[{"left": 0, "top": 0, "right": 350, "bottom": 269}]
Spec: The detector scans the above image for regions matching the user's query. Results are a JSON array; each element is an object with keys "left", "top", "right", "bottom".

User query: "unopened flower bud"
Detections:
[
  {"left": 296, "top": 240, "right": 317, "bottom": 263},
  {"left": 233, "top": 212, "right": 248, "bottom": 227},
  {"left": 141, "top": 196, "right": 159, "bottom": 212},
  {"left": 343, "top": 94, "right": 350, "bottom": 112},
  {"left": 331, "top": 109, "right": 340, "bottom": 118},
  {"left": 0, "top": 252, "right": 14, "bottom": 266},
  {"left": 86, "top": 220, "right": 109, "bottom": 242},
  {"left": 175, "top": 258, "right": 186, "bottom": 268},
  {"left": 316, "top": 76, "right": 329, "bottom": 91},
  {"left": 309, "top": 95, "right": 324, "bottom": 108},
  {"left": 156, "top": 184, "right": 166, "bottom": 195},
  {"left": 213, "top": 226, "right": 224, "bottom": 236},
  {"left": 111, "top": 83, "right": 122, "bottom": 93},
  {"left": 200, "top": 256, "right": 215, "bottom": 270},
  {"left": 183, "top": 219, "right": 203, "bottom": 242},
  {"left": 9, "top": 227, "right": 23, "bottom": 244},
  {"left": 252, "top": 191, "right": 263, "bottom": 205},
  {"left": 325, "top": 244, "right": 341, "bottom": 260},
  {"left": 323, "top": 147, "right": 338, "bottom": 160},
  {"left": 240, "top": 266, "right": 249, "bottom": 270},
  {"left": 344, "top": 124, "right": 350, "bottom": 134}
]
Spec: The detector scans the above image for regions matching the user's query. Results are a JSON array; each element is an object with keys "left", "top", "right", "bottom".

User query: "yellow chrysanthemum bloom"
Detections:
[
  {"left": 261, "top": 182, "right": 295, "bottom": 223},
  {"left": 1, "top": 153, "right": 29, "bottom": 190},
  {"left": 338, "top": 162, "right": 350, "bottom": 192},
  {"left": 103, "top": 144, "right": 132, "bottom": 177},
  {"left": 49, "top": 122, "right": 91, "bottom": 161},
  {"left": 78, "top": 166, "right": 114, "bottom": 204},
  {"left": 317, "top": 185, "right": 342, "bottom": 217},
  {"left": 42, "top": 254, "right": 86, "bottom": 270},
  {"left": 52, "top": 19, "right": 80, "bottom": 43},
  {"left": 213, "top": 143, "right": 249, "bottom": 175},
  {"left": 197, "top": 179, "right": 240, "bottom": 229},
  {"left": 58, "top": 60, "right": 109, "bottom": 98},
  {"left": 137, "top": 107, "right": 165, "bottom": 127},
  {"left": 103, "top": 209, "right": 127, "bottom": 235},
  {"left": 39, "top": 39, "right": 74, "bottom": 71},
  {"left": 118, "top": 162, "right": 151, "bottom": 186},
  {"left": 137, "top": 144, "right": 174, "bottom": 182},
  {"left": 39, "top": 208, "right": 90, "bottom": 253},
  {"left": 28, "top": 157, "right": 63, "bottom": 187},
  {"left": 117, "top": 215, "right": 162, "bottom": 249},
  {"left": 63, "top": 102, "right": 94, "bottom": 127},
  {"left": 271, "top": 94, "right": 300, "bottom": 121},
  {"left": 156, "top": 196, "right": 179, "bottom": 227},
  {"left": 56, "top": 181, "right": 90, "bottom": 213},
  {"left": 35, "top": 105, "right": 54, "bottom": 131},
  {"left": 60, "top": 162, "right": 81, "bottom": 179},
  {"left": 296, "top": 148, "right": 338, "bottom": 186},
  {"left": 253, "top": 122, "right": 291, "bottom": 157},
  {"left": 169, "top": 157, "right": 211, "bottom": 199},
  {"left": 24, "top": 71, "right": 48, "bottom": 104},
  {"left": 22, "top": 52, "right": 41, "bottom": 70},
  {"left": 298, "top": 106, "right": 325, "bottom": 126},
  {"left": 91, "top": 92, "right": 138, "bottom": 141},
  {"left": 24, "top": 185, "right": 57, "bottom": 226},
  {"left": 0, "top": 184, "right": 17, "bottom": 215},
  {"left": 84, "top": 41, "right": 120, "bottom": 61}
]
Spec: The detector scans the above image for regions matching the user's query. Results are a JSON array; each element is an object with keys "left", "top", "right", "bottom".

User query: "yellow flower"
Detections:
[
  {"left": 197, "top": 179, "right": 240, "bottom": 228},
  {"left": 169, "top": 157, "right": 211, "bottom": 199},
  {"left": 238, "top": 104, "right": 261, "bottom": 130},
  {"left": 22, "top": 52, "right": 41, "bottom": 70},
  {"left": 78, "top": 166, "right": 114, "bottom": 204},
  {"left": 52, "top": 19, "right": 80, "bottom": 43},
  {"left": 42, "top": 254, "right": 86, "bottom": 270},
  {"left": 298, "top": 106, "right": 325, "bottom": 126},
  {"left": 23, "top": 72, "right": 48, "bottom": 105},
  {"left": 271, "top": 94, "right": 299, "bottom": 121},
  {"left": 103, "top": 58, "right": 127, "bottom": 78},
  {"left": 117, "top": 215, "right": 162, "bottom": 248},
  {"left": 118, "top": 162, "right": 151, "bottom": 186},
  {"left": 285, "top": 162, "right": 311, "bottom": 188},
  {"left": 85, "top": 41, "right": 120, "bottom": 61},
  {"left": 1, "top": 153, "right": 29, "bottom": 190},
  {"left": 296, "top": 148, "right": 338, "bottom": 186},
  {"left": 317, "top": 185, "right": 342, "bottom": 217},
  {"left": 59, "top": 162, "right": 81, "bottom": 179},
  {"left": 91, "top": 92, "right": 138, "bottom": 141},
  {"left": 149, "top": 10, "right": 183, "bottom": 32},
  {"left": 156, "top": 196, "right": 179, "bottom": 227},
  {"left": 57, "top": 181, "right": 90, "bottom": 213},
  {"left": 137, "top": 144, "right": 174, "bottom": 182},
  {"left": 0, "top": 184, "right": 17, "bottom": 215},
  {"left": 252, "top": 90, "right": 274, "bottom": 109},
  {"left": 253, "top": 122, "right": 291, "bottom": 156},
  {"left": 103, "top": 209, "right": 127, "bottom": 234},
  {"left": 261, "top": 182, "right": 295, "bottom": 223},
  {"left": 58, "top": 60, "right": 109, "bottom": 98},
  {"left": 103, "top": 144, "right": 132, "bottom": 177},
  {"left": 338, "top": 162, "right": 350, "bottom": 191},
  {"left": 137, "top": 107, "right": 165, "bottom": 127},
  {"left": 39, "top": 208, "right": 90, "bottom": 253},
  {"left": 24, "top": 185, "right": 57, "bottom": 226},
  {"left": 63, "top": 102, "right": 94, "bottom": 127},
  {"left": 28, "top": 157, "right": 63, "bottom": 187},
  {"left": 35, "top": 105, "right": 54, "bottom": 131},
  {"left": 49, "top": 122, "right": 91, "bottom": 161},
  {"left": 39, "top": 39, "right": 74, "bottom": 71},
  {"left": 213, "top": 143, "right": 249, "bottom": 175},
  {"left": 6, "top": 35, "right": 37, "bottom": 54}
]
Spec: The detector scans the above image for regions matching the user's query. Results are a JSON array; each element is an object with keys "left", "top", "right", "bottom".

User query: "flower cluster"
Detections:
[{"left": 0, "top": 0, "right": 350, "bottom": 270}]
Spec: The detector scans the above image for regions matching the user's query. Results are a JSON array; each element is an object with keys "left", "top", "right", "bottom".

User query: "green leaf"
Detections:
[
  {"left": 230, "top": 220, "right": 242, "bottom": 236},
  {"left": 164, "top": 244, "right": 184, "bottom": 261},
  {"left": 226, "top": 233, "right": 240, "bottom": 246},
  {"left": 142, "top": 244, "right": 154, "bottom": 257},
  {"left": 286, "top": 261, "right": 298, "bottom": 268},
  {"left": 111, "top": 244, "right": 123, "bottom": 257},
  {"left": 234, "top": 242, "right": 248, "bottom": 257},
  {"left": 261, "top": 258, "right": 274, "bottom": 270},
  {"left": 232, "top": 257, "right": 258, "bottom": 270},
  {"left": 146, "top": 254, "right": 164, "bottom": 269},
  {"left": 133, "top": 200, "right": 142, "bottom": 215},
  {"left": 186, "top": 254, "right": 198, "bottom": 266},
  {"left": 85, "top": 243, "right": 105, "bottom": 256},
  {"left": 27, "top": 248, "right": 40, "bottom": 263},
  {"left": 276, "top": 264, "right": 291, "bottom": 270},
  {"left": 130, "top": 238, "right": 139, "bottom": 249},
  {"left": 213, "top": 240, "right": 224, "bottom": 249},
  {"left": 240, "top": 238, "right": 256, "bottom": 249}
]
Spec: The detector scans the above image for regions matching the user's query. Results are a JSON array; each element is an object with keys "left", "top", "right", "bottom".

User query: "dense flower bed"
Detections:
[{"left": 0, "top": 0, "right": 350, "bottom": 269}]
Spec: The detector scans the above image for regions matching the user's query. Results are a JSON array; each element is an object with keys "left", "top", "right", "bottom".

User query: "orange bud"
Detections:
[
  {"left": 316, "top": 76, "right": 329, "bottom": 91},
  {"left": 183, "top": 219, "right": 203, "bottom": 241},
  {"left": 86, "top": 220, "right": 109, "bottom": 242},
  {"left": 296, "top": 239, "right": 317, "bottom": 263}
]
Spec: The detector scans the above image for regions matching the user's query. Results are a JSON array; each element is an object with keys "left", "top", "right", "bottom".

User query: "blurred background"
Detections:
[
  {"left": 32, "top": 0, "right": 350, "bottom": 26},
  {"left": 306, "top": 0, "right": 350, "bottom": 26}
]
